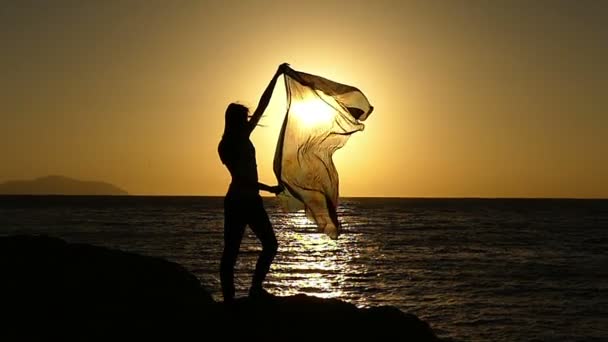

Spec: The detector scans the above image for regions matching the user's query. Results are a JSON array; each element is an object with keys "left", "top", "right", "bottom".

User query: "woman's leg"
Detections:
[
  {"left": 220, "top": 197, "right": 246, "bottom": 303},
  {"left": 248, "top": 196, "right": 278, "bottom": 292}
]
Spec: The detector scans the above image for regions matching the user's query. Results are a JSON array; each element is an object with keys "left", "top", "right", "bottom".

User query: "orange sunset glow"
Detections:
[{"left": 1, "top": 1, "right": 606, "bottom": 198}]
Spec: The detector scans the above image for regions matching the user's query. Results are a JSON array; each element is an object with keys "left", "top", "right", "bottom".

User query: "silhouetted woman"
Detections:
[{"left": 218, "top": 63, "right": 287, "bottom": 303}]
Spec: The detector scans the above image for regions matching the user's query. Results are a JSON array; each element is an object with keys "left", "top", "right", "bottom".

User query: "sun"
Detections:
[{"left": 289, "top": 92, "right": 337, "bottom": 129}]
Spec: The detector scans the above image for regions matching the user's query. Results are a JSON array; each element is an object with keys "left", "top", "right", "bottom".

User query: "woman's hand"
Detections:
[
  {"left": 277, "top": 62, "right": 290, "bottom": 75},
  {"left": 249, "top": 65, "right": 287, "bottom": 132},
  {"left": 270, "top": 184, "right": 284, "bottom": 194},
  {"left": 259, "top": 183, "right": 284, "bottom": 194}
]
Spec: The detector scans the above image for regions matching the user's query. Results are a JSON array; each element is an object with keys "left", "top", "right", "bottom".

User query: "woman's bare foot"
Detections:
[{"left": 249, "top": 286, "right": 275, "bottom": 300}]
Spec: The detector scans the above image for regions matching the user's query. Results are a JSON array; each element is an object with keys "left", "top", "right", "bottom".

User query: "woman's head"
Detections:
[{"left": 224, "top": 103, "right": 249, "bottom": 135}]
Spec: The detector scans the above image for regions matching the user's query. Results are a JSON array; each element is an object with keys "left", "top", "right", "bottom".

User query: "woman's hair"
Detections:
[{"left": 224, "top": 103, "right": 249, "bottom": 136}]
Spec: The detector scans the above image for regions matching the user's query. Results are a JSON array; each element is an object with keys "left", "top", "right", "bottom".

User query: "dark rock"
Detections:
[
  {"left": 0, "top": 235, "right": 444, "bottom": 340},
  {"left": 1, "top": 235, "right": 213, "bottom": 324},
  {"left": 223, "top": 294, "right": 440, "bottom": 340}
]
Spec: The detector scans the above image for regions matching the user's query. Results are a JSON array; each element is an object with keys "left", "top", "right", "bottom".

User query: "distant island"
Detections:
[{"left": 0, "top": 175, "right": 128, "bottom": 195}]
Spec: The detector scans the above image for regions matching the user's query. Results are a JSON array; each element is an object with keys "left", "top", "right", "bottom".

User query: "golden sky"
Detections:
[{"left": 1, "top": 1, "right": 607, "bottom": 197}]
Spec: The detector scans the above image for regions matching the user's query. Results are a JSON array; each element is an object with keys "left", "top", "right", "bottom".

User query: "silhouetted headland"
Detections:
[
  {"left": 1, "top": 235, "right": 445, "bottom": 340},
  {"left": 0, "top": 175, "right": 128, "bottom": 195}
]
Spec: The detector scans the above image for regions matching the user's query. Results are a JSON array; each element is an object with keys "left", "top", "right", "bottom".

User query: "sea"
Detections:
[{"left": 0, "top": 196, "right": 606, "bottom": 341}]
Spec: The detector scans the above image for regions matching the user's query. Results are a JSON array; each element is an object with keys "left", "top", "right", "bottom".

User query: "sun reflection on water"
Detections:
[{"left": 268, "top": 210, "right": 358, "bottom": 300}]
